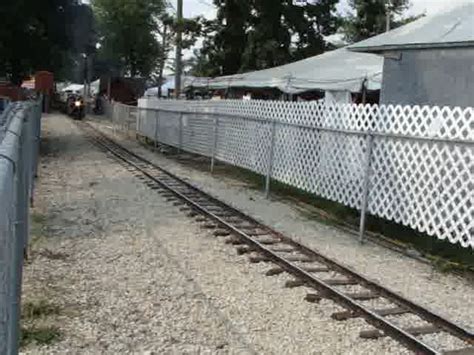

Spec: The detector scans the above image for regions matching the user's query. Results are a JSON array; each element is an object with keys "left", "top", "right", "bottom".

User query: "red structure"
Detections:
[
  {"left": 35, "top": 71, "right": 54, "bottom": 112},
  {"left": 0, "top": 83, "right": 25, "bottom": 101}
]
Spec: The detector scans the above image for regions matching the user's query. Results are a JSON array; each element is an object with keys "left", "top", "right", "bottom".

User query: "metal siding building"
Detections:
[{"left": 349, "top": 3, "right": 474, "bottom": 107}]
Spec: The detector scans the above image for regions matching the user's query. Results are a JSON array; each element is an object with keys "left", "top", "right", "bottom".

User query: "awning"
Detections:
[{"left": 188, "top": 47, "right": 383, "bottom": 94}]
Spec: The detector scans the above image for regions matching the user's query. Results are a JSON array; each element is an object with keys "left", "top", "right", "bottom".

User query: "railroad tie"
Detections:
[
  {"left": 213, "top": 229, "right": 231, "bottom": 237},
  {"left": 268, "top": 247, "right": 294, "bottom": 253},
  {"left": 200, "top": 223, "right": 217, "bottom": 229},
  {"left": 331, "top": 307, "right": 408, "bottom": 321},
  {"left": 236, "top": 246, "right": 254, "bottom": 255},
  {"left": 285, "top": 279, "right": 306, "bottom": 288},
  {"left": 322, "top": 278, "right": 358, "bottom": 286},
  {"left": 301, "top": 266, "right": 330, "bottom": 273},
  {"left": 225, "top": 238, "right": 243, "bottom": 245},
  {"left": 284, "top": 255, "right": 314, "bottom": 263},
  {"left": 305, "top": 293, "right": 324, "bottom": 303},
  {"left": 248, "top": 255, "right": 270, "bottom": 263},
  {"left": 374, "top": 306, "right": 409, "bottom": 317},
  {"left": 344, "top": 291, "right": 379, "bottom": 300},
  {"left": 255, "top": 239, "right": 279, "bottom": 245},
  {"left": 360, "top": 325, "right": 440, "bottom": 339},
  {"left": 246, "top": 230, "right": 271, "bottom": 236},
  {"left": 265, "top": 267, "right": 285, "bottom": 276}
]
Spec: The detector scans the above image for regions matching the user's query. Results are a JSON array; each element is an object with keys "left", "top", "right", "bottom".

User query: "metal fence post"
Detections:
[
  {"left": 359, "top": 133, "right": 374, "bottom": 243},
  {"left": 265, "top": 120, "right": 277, "bottom": 198},
  {"left": 125, "top": 105, "right": 130, "bottom": 133},
  {"left": 178, "top": 112, "right": 183, "bottom": 153},
  {"left": 112, "top": 103, "right": 117, "bottom": 137},
  {"left": 210, "top": 116, "right": 219, "bottom": 173},
  {"left": 136, "top": 107, "right": 141, "bottom": 136},
  {"left": 154, "top": 110, "right": 159, "bottom": 151}
]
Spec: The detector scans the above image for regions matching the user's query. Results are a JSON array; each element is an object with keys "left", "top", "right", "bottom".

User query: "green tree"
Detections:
[
  {"left": 200, "top": 0, "right": 340, "bottom": 76},
  {"left": 92, "top": 0, "right": 165, "bottom": 77},
  {"left": 0, "top": 0, "right": 87, "bottom": 84},
  {"left": 187, "top": 49, "right": 220, "bottom": 77},
  {"left": 343, "top": 0, "right": 420, "bottom": 43}
]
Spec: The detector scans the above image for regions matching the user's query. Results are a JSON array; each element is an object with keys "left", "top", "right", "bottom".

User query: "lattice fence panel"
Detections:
[
  {"left": 182, "top": 113, "right": 214, "bottom": 157},
  {"left": 369, "top": 139, "right": 473, "bottom": 248},
  {"left": 157, "top": 110, "right": 181, "bottom": 148},
  {"left": 215, "top": 116, "right": 272, "bottom": 175},
  {"left": 137, "top": 109, "right": 158, "bottom": 140},
  {"left": 271, "top": 126, "right": 367, "bottom": 209},
  {"left": 130, "top": 99, "right": 473, "bottom": 248}
]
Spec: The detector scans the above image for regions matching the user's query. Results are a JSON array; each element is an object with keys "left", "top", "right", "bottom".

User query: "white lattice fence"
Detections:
[{"left": 131, "top": 99, "right": 473, "bottom": 249}]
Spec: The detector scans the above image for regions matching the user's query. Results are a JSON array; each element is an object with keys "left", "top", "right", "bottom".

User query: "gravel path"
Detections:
[
  {"left": 90, "top": 119, "right": 474, "bottom": 337},
  {"left": 19, "top": 113, "right": 469, "bottom": 354}
]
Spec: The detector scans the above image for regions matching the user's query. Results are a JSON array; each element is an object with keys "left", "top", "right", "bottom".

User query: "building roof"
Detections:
[
  {"left": 349, "top": 3, "right": 474, "bottom": 52},
  {"left": 188, "top": 47, "right": 383, "bottom": 94}
]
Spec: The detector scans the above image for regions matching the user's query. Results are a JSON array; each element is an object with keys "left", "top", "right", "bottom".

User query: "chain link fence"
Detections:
[
  {"left": 0, "top": 99, "right": 41, "bottom": 355},
  {"left": 105, "top": 99, "right": 473, "bottom": 249}
]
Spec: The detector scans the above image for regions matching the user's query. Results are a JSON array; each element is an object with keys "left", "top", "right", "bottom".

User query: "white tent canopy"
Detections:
[
  {"left": 60, "top": 83, "right": 84, "bottom": 93},
  {"left": 188, "top": 47, "right": 383, "bottom": 94},
  {"left": 145, "top": 76, "right": 212, "bottom": 97}
]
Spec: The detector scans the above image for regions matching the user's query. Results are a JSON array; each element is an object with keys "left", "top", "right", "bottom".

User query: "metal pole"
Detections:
[
  {"left": 210, "top": 116, "right": 219, "bottom": 173},
  {"left": 361, "top": 79, "right": 367, "bottom": 104},
  {"left": 174, "top": 0, "right": 183, "bottom": 99},
  {"left": 112, "top": 103, "right": 117, "bottom": 137},
  {"left": 83, "top": 54, "right": 88, "bottom": 101},
  {"left": 154, "top": 111, "right": 159, "bottom": 151},
  {"left": 265, "top": 120, "right": 277, "bottom": 198},
  {"left": 178, "top": 112, "right": 183, "bottom": 153},
  {"left": 107, "top": 77, "right": 111, "bottom": 99},
  {"left": 359, "top": 133, "right": 374, "bottom": 243},
  {"left": 136, "top": 107, "right": 141, "bottom": 136},
  {"left": 386, "top": 1, "right": 391, "bottom": 32}
]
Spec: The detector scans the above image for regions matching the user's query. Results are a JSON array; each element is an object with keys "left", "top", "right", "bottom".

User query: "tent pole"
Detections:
[{"left": 361, "top": 78, "right": 368, "bottom": 104}]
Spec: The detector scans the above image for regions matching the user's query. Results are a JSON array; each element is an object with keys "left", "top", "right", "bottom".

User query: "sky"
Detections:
[{"left": 169, "top": 0, "right": 473, "bottom": 19}]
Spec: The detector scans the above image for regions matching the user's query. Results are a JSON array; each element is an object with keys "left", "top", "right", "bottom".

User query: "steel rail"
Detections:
[{"left": 79, "top": 121, "right": 473, "bottom": 354}]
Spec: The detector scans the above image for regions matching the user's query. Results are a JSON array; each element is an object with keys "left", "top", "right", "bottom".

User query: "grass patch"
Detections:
[
  {"left": 23, "top": 300, "right": 61, "bottom": 320},
  {"left": 31, "top": 213, "right": 47, "bottom": 225},
  {"left": 21, "top": 326, "right": 61, "bottom": 347},
  {"left": 29, "top": 212, "right": 48, "bottom": 248}
]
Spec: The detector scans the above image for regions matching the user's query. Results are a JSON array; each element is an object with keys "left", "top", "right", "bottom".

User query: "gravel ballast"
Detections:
[
  {"left": 21, "top": 114, "right": 471, "bottom": 354},
  {"left": 90, "top": 119, "right": 473, "bottom": 335}
]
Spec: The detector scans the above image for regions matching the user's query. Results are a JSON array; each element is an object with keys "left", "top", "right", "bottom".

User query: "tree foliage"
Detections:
[
  {"left": 343, "top": 0, "right": 418, "bottom": 43},
  {"left": 198, "top": 0, "right": 340, "bottom": 76},
  {"left": 92, "top": 0, "right": 165, "bottom": 77},
  {"left": 0, "top": 0, "right": 90, "bottom": 84}
]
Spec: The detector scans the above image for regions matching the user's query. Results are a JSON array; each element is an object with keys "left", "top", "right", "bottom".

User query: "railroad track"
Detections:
[{"left": 78, "top": 121, "right": 473, "bottom": 355}]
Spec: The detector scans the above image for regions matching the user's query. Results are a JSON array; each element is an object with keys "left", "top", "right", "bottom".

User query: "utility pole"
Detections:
[
  {"left": 83, "top": 53, "right": 88, "bottom": 100},
  {"left": 385, "top": 0, "right": 391, "bottom": 32},
  {"left": 174, "top": 0, "right": 183, "bottom": 99},
  {"left": 158, "top": 16, "right": 170, "bottom": 98}
]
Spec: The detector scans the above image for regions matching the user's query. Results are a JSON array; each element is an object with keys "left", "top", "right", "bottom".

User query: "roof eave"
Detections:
[{"left": 349, "top": 41, "right": 474, "bottom": 53}]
